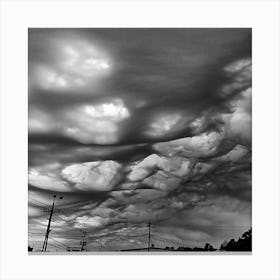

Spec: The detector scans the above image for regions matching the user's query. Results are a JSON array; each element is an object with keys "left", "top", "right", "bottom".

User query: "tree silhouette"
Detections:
[{"left": 220, "top": 229, "right": 252, "bottom": 251}]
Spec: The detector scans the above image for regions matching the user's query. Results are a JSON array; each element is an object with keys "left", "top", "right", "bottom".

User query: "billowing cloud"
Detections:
[
  {"left": 28, "top": 163, "right": 72, "bottom": 192},
  {"left": 61, "top": 160, "right": 122, "bottom": 191},
  {"left": 128, "top": 154, "right": 191, "bottom": 181},
  {"left": 29, "top": 169, "right": 72, "bottom": 192},
  {"left": 153, "top": 131, "right": 225, "bottom": 158},
  {"left": 63, "top": 99, "right": 130, "bottom": 144}
]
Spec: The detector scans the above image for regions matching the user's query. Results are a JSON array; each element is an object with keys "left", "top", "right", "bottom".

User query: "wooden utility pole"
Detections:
[
  {"left": 42, "top": 195, "right": 63, "bottom": 252},
  {"left": 80, "top": 231, "right": 87, "bottom": 252},
  {"left": 147, "top": 220, "right": 151, "bottom": 252}
]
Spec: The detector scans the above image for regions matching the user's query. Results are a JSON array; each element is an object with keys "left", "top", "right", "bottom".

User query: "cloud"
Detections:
[
  {"left": 143, "top": 171, "right": 182, "bottom": 192},
  {"left": 128, "top": 154, "right": 191, "bottom": 181},
  {"left": 174, "top": 195, "right": 251, "bottom": 246},
  {"left": 28, "top": 29, "right": 252, "bottom": 251},
  {"left": 213, "top": 144, "right": 248, "bottom": 162},
  {"left": 74, "top": 216, "right": 109, "bottom": 229},
  {"left": 224, "top": 88, "right": 252, "bottom": 143},
  {"left": 61, "top": 160, "right": 122, "bottom": 191},
  {"left": 28, "top": 163, "right": 72, "bottom": 192},
  {"left": 219, "top": 58, "right": 251, "bottom": 98},
  {"left": 29, "top": 169, "right": 72, "bottom": 192},
  {"left": 63, "top": 99, "right": 130, "bottom": 144},
  {"left": 153, "top": 131, "right": 225, "bottom": 158},
  {"left": 29, "top": 33, "right": 112, "bottom": 92},
  {"left": 28, "top": 205, "right": 42, "bottom": 217},
  {"left": 29, "top": 98, "right": 131, "bottom": 145},
  {"left": 146, "top": 112, "right": 184, "bottom": 137},
  {"left": 29, "top": 108, "right": 55, "bottom": 133}
]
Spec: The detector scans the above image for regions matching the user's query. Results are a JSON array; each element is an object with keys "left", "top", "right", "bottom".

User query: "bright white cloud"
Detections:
[
  {"left": 126, "top": 154, "right": 193, "bottom": 193},
  {"left": 63, "top": 99, "right": 130, "bottom": 144},
  {"left": 189, "top": 116, "right": 206, "bottom": 133},
  {"left": 74, "top": 216, "right": 108, "bottom": 229},
  {"left": 146, "top": 112, "right": 183, "bottom": 137},
  {"left": 128, "top": 154, "right": 191, "bottom": 182},
  {"left": 153, "top": 131, "right": 224, "bottom": 158},
  {"left": 61, "top": 160, "right": 122, "bottom": 192},
  {"left": 28, "top": 169, "right": 72, "bottom": 192},
  {"left": 34, "top": 65, "right": 70, "bottom": 90},
  {"left": 60, "top": 41, "right": 111, "bottom": 77},
  {"left": 32, "top": 38, "right": 112, "bottom": 91},
  {"left": 224, "top": 58, "right": 251, "bottom": 74},
  {"left": 65, "top": 119, "right": 118, "bottom": 145},
  {"left": 84, "top": 99, "right": 129, "bottom": 120}
]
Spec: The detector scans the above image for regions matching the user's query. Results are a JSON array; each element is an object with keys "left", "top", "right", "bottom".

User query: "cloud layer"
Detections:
[{"left": 28, "top": 28, "right": 251, "bottom": 251}]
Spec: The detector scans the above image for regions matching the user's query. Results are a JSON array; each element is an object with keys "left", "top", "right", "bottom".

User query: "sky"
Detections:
[{"left": 28, "top": 28, "right": 252, "bottom": 252}]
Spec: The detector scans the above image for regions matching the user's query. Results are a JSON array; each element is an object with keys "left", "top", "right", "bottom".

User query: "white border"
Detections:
[{"left": 1, "top": 0, "right": 280, "bottom": 279}]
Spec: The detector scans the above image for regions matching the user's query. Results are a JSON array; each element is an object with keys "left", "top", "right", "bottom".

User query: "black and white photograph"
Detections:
[{"left": 28, "top": 28, "right": 252, "bottom": 253}]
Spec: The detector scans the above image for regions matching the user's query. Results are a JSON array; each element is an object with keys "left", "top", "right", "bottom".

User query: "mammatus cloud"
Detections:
[{"left": 28, "top": 29, "right": 251, "bottom": 251}]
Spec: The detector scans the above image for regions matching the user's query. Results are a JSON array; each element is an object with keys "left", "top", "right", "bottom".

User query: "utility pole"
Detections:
[
  {"left": 80, "top": 230, "right": 87, "bottom": 251},
  {"left": 42, "top": 195, "right": 63, "bottom": 252},
  {"left": 147, "top": 219, "right": 151, "bottom": 252}
]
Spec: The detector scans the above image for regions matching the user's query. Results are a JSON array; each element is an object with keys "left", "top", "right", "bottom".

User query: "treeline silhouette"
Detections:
[
  {"left": 176, "top": 242, "right": 216, "bottom": 251},
  {"left": 219, "top": 228, "right": 252, "bottom": 251},
  {"left": 167, "top": 228, "right": 252, "bottom": 252}
]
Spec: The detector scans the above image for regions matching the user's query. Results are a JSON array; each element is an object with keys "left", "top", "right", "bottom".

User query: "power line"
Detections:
[
  {"left": 29, "top": 198, "right": 49, "bottom": 207},
  {"left": 151, "top": 234, "right": 183, "bottom": 246},
  {"left": 49, "top": 241, "right": 65, "bottom": 250},
  {"left": 28, "top": 232, "right": 42, "bottom": 235},
  {"left": 29, "top": 202, "right": 44, "bottom": 208},
  {"left": 49, "top": 236, "right": 69, "bottom": 248},
  {"left": 47, "top": 243, "right": 65, "bottom": 251},
  {"left": 52, "top": 213, "right": 71, "bottom": 223}
]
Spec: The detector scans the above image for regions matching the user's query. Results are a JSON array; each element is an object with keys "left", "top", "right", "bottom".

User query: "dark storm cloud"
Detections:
[
  {"left": 29, "top": 28, "right": 251, "bottom": 145},
  {"left": 28, "top": 28, "right": 251, "bottom": 251}
]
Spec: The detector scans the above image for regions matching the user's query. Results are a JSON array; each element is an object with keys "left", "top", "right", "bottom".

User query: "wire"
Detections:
[
  {"left": 28, "top": 232, "right": 42, "bottom": 235},
  {"left": 52, "top": 214, "right": 70, "bottom": 223},
  {"left": 51, "top": 218, "right": 78, "bottom": 233},
  {"left": 48, "top": 236, "right": 69, "bottom": 248},
  {"left": 151, "top": 234, "right": 183, "bottom": 246},
  {"left": 29, "top": 198, "right": 49, "bottom": 207},
  {"left": 28, "top": 201, "right": 46, "bottom": 209},
  {"left": 47, "top": 243, "right": 65, "bottom": 251}
]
